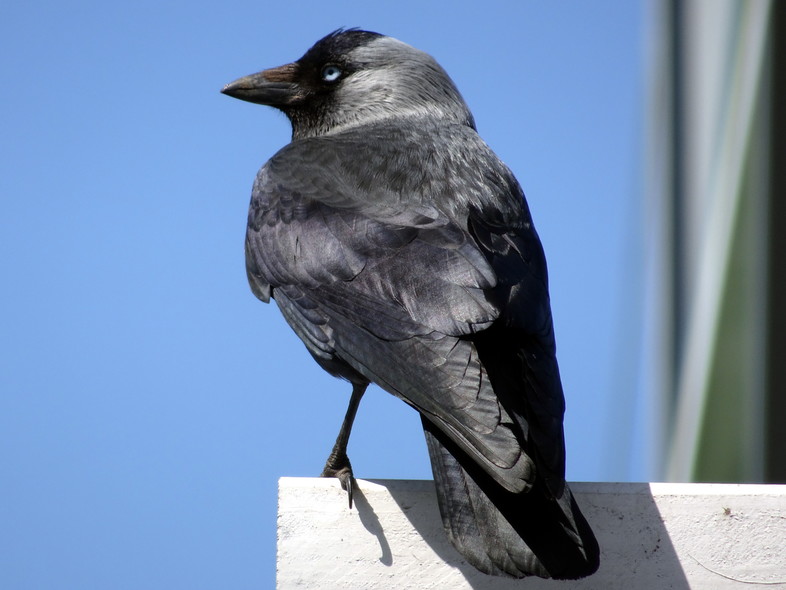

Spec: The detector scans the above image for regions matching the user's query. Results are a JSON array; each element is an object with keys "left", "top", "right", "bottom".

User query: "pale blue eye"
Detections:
[{"left": 321, "top": 65, "right": 342, "bottom": 82}]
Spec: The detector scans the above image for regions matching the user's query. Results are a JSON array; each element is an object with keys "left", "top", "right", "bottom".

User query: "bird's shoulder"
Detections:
[{"left": 254, "top": 119, "right": 523, "bottom": 224}]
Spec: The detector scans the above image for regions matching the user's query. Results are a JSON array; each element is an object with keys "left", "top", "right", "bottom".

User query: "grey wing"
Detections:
[
  {"left": 468, "top": 205, "right": 567, "bottom": 495},
  {"left": 245, "top": 146, "right": 538, "bottom": 494}
]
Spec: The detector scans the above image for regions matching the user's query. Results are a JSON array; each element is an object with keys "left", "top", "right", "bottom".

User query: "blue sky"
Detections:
[{"left": 1, "top": 1, "right": 644, "bottom": 588}]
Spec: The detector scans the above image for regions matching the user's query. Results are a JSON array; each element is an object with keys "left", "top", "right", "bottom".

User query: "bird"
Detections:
[{"left": 221, "top": 28, "right": 600, "bottom": 579}]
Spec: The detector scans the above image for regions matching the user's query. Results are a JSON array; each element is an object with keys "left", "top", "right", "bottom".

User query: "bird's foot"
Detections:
[{"left": 321, "top": 451, "right": 356, "bottom": 509}]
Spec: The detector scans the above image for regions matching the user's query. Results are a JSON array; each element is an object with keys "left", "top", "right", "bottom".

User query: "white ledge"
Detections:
[{"left": 277, "top": 478, "right": 786, "bottom": 589}]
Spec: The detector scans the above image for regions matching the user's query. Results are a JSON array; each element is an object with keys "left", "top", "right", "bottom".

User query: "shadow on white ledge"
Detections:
[{"left": 277, "top": 478, "right": 786, "bottom": 589}]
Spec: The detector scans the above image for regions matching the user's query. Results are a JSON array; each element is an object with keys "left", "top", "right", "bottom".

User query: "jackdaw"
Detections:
[{"left": 222, "top": 29, "right": 600, "bottom": 579}]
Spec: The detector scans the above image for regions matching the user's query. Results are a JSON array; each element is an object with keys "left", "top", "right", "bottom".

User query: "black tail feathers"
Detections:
[{"left": 422, "top": 417, "right": 600, "bottom": 579}]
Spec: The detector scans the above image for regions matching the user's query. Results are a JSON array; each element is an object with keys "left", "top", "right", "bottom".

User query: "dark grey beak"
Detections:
[{"left": 221, "top": 63, "right": 300, "bottom": 106}]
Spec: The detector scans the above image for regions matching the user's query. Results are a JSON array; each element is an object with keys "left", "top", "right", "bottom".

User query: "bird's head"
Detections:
[{"left": 222, "top": 29, "right": 475, "bottom": 139}]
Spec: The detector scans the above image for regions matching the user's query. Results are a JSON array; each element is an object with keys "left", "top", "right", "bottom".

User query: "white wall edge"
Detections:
[{"left": 277, "top": 478, "right": 786, "bottom": 589}]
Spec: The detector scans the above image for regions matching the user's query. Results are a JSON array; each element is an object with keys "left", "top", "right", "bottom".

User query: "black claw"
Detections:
[
  {"left": 321, "top": 454, "right": 357, "bottom": 508},
  {"left": 344, "top": 473, "right": 354, "bottom": 509}
]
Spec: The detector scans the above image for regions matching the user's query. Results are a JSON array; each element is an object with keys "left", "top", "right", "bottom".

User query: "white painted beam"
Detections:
[{"left": 277, "top": 478, "right": 786, "bottom": 589}]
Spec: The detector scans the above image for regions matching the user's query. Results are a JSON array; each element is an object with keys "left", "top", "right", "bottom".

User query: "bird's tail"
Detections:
[{"left": 422, "top": 416, "right": 600, "bottom": 579}]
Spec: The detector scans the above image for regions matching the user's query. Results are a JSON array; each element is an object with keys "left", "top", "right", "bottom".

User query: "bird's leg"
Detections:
[{"left": 321, "top": 382, "right": 367, "bottom": 508}]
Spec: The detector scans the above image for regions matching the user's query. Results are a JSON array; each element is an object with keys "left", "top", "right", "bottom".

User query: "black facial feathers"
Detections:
[{"left": 297, "top": 28, "right": 382, "bottom": 69}]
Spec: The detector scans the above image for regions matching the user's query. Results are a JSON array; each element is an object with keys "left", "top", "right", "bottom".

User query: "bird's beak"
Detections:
[{"left": 221, "top": 63, "right": 300, "bottom": 106}]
